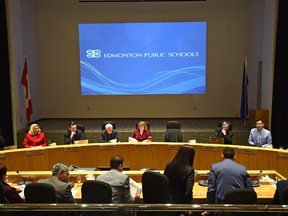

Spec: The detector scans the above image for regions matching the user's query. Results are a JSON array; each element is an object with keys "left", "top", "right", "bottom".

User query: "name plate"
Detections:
[
  {"left": 278, "top": 152, "right": 288, "bottom": 158},
  {"left": 99, "top": 145, "right": 116, "bottom": 150},
  {"left": 238, "top": 149, "right": 258, "bottom": 155},
  {"left": 64, "top": 146, "right": 81, "bottom": 152},
  {"left": 0, "top": 154, "right": 5, "bottom": 159},
  {"left": 201, "top": 146, "right": 219, "bottom": 152},
  {"left": 167, "top": 145, "right": 181, "bottom": 149},
  {"left": 26, "top": 149, "right": 45, "bottom": 156}
]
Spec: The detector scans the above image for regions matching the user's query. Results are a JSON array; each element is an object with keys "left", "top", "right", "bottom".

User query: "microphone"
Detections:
[
  {"left": 16, "top": 171, "right": 26, "bottom": 186},
  {"left": 251, "top": 170, "right": 262, "bottom": 187}
]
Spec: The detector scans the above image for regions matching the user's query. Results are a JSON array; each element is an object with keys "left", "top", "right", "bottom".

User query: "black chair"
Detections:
[
  {"left": 0, "top": 183, "right": 9, "bottom": 204},
  {"left": 77, "top": 124, "right": 85, "bottom": 133},
  {"left": 136, "top": 121, "right": 150, "bottom": 130},
  {"left": 101, "top": 121, "right": 116, "bottom": 131},
  {"left": 224, "top": 188, "right": 257, "bottom": 216},
  {"left": 82, "top": 180, "right": 112, "bottom": 216},
  {"left": 164, "top": 121, "right": 182, "bottom": 142},
  {"left": 142, "top": 171, "right": 175, "bottom": 216},
  {"left": 24, "top": 183, "right": 62, "bottom": 216}
]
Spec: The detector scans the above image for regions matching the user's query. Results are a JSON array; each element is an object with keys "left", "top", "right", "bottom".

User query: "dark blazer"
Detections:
[
  {"left": 101, "top": 129, "right": 118, "bottom": 142},
  {"left": 214, "top": 128, "right": 233, "bottom": 144},
  {"left": 164, "top": 164, "right": 195, "bottom": 204},
  {"left": 64, "top": 129, "right": 84, "bottom": 144},
  {"left": 207, "top": 159, "right": 253, "bottom": 204},
  {"left": 273, "top": 180, "right": 288, "bottom": 204},
  {"left": 38, "top": 176, "right": 76, "bottom": 203},
  {"left": 0, "top": 181, "right": 24, "bottom": 203}
]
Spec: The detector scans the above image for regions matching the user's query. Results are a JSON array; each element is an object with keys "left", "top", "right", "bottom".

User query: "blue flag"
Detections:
[{"left": 240, "top": 58, "right": 249, "bottom": 123}]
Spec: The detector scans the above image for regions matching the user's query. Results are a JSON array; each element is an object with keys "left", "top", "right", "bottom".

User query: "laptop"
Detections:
[
  {"left": 74, "top": 139, "right": 89, "bottom": 144},
  {"left": 210, "top": 137, "right": 225, "bottom": 144}
]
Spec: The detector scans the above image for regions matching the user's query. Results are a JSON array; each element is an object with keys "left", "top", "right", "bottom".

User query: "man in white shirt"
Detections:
[{"left": 248, "top": 119, "right": 272, "bottom": 148}]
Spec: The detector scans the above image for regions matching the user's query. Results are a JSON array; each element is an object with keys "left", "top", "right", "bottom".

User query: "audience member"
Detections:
[
  {"left": 0, "top": 163, "right": 24, "bottom": 203},
  {"left": 38, "top": 163, "right": 76, "bottom": 203},
  {"left": 164, "top": 145, "right": 195, "bottom": 205},
  {"left": 131, "top": 121, "right": 151, "bottom": 142},
  {"left": 206, "top": 147, "right": 253, "bottom": 205},
  {"left": 64, "top": 122, "right": 84, "bottom": 144},
  {"left": 273, "top": 180, "right": 288, "bottom": 205},
  {"left": 214, "top": 121, "right": 233, "bottom": 144},
  {"left": 97, "top": 156, "right": 140, "bottom": 203},
  {"left": 248, "top": 119, "right": 272, "bottom": 148},
  {"left": 101, "top": 123, "right": 118, "bottom": 143},
  {"left": 22, "top": 124, "right": 47, "bottom": 148}
]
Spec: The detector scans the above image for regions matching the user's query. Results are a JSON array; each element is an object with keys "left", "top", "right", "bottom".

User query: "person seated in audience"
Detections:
[
  {"left": 101, "top": 123, "right": 118, "bottom": 143},
  {"left": 22, "top": 124, "right": 47, "bottom": 148},
  {"left": 0, "top": 163, "right": 24, "bottom": 203},
  {"left": 38, "top": 163, "right": 76, "bottom": 203},
  {"left": 0, "top": 129, "right": 6, "bottom": 150},
  {"left": 214, "top": 121, "right": 233, "bottom": 144},
  {"left": 96, "top": 156, "right": 140, "bottom": 203},
  {"left": 64, "top": 121, "right": 84, "bottom": 144},
  {"left": 164, "top": 145, "right": 195, "bottom": 205},
  {"left": 248, "top": 119, "right": 272, "bottom": 148},
  {"left": 131, "top": 121, "right": 151, "bottom": 142}
]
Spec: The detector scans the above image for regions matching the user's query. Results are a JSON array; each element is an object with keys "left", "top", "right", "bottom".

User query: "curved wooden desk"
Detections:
[{"left": 0, "top": 142, "right": 287, "bottom": 178}]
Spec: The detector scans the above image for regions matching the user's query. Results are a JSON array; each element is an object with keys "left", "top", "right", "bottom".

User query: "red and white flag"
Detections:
[{"left": 21, "top": 57, "right": 33, "bottom": 123}]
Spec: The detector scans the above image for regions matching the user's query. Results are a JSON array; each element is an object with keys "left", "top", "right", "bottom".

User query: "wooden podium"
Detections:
[{"left": 249, "top": 109, "right": 270, "bottom": 129}]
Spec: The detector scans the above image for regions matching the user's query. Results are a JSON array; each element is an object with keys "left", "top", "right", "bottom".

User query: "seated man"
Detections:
[
  {"left": 248, "top": 119, "right": 272, "bottom": 148},
  {"left": 96, "top": 156, "right": 140, "bottom": 203},
  {"left": 38, "top": 163, "right": 76, "bottom": 203},
  {"left": 101, "top": 123, "right": 118, "bottom": 143},
  {"left": 64, "top": 122, "right": 84, "bottom": 144},
  {"left": 214, "top": 121, "right": 233, "bottom": 144},
  {"left": 206, "top": 147, "right": 253, "bottom": 205}
]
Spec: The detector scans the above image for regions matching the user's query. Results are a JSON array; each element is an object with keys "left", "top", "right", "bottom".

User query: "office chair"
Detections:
[
  {"left": 77, "top": 124, "right": 85, "bottom": 133},
  {"left": 164, "top": 121, "right": 182, "bottom": 142},
  {"left": 136, "top": 121, "right": 150, "bottom": 130},
  {"left": 82, "top": 180, "right": 112, "bottom": 216},
  {"left": 142, "top": 171, "right": 175, "bottom": 216},
  {"left": 274, "top": 180, "right": 288, "bottom": 205},
  {"left": 101, "top": 121, "right": 116, "bottom": 130},
  {"left": 0, "top": 183, "right": 9, "bottom": 204}
]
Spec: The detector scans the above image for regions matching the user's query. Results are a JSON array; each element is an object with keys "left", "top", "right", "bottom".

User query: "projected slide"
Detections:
[{"left": 79, "top": 22, "right": 206, "bottom": 95}]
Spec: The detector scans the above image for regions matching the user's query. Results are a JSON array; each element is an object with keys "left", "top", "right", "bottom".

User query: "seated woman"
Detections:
[
  {"left": 22, "top": 124, "right": 47, "bottom": 148},
  {"left": 131, "top": 121, "right": 151, "bottom": 142},
  {"left": 101, "top": 123, "right": 118, "bottom": 143},
  {"left": 0, "top": 163, "right": 24, "bottom": 203},
  {"left": 214, "top": 121, "right": 233, "bottom": 144}
]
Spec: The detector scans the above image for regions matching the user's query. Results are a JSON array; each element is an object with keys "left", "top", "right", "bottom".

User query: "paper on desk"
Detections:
[
  {"left": 129, "top": 178, "right": 141, "bottom": 197},
  {"left": 72, "top": 189, "right": 77, "bottom": 197}
]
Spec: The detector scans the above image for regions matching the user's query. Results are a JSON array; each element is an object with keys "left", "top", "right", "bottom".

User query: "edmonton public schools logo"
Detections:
[{"left": 86, "top": 49, "right": 101, "bottom": 58}]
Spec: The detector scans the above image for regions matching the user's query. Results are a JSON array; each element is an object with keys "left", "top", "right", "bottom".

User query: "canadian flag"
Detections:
[{"left": 21, "top": 57, "right": 33, "bottom": 123}]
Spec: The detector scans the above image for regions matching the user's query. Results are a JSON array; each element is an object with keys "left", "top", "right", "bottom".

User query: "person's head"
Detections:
[
  {"left": 137, "top": 121, "right": 148, "bottom": 131},
  {"left": 0, "top": 163, "right": 7, "bottom": 181},
  {"left": 110, "top": 156, "right": 124, "bottom": 172},
  {"left": 255, "top": 119, "right": 264, "bottom": 131},
  {"left": 222, "top": 121, "right": 230, "bottom": 132},
  {"left": 173, "top": 145, "right": 195, "bottom": 167},
  {"left": 28, "top": 124, "right": 41, "bottom": 135},
  {"left": 68, "top": 122, "right": 77, "bottom": 133},
  {"left": 222, "top": 147, "right": 236, "bottom": 160},
  {"left": 52, "top": 163, "right": 70, "bottom": 182},
  {"left": 105, "top": 123, "right": 113, "bottom": 134}
]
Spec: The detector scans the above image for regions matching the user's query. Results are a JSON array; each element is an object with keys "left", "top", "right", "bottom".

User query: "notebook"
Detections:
[
  {"left": 210, "top": 137, "right": 225, "bottom": 144},
  {"left": 74, "top": 139, "right": 89, "bottom": 144}
]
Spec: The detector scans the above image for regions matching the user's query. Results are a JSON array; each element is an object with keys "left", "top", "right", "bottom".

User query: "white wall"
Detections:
[{"left": 6, "top": 0, "right": 277, "bottom": 129}]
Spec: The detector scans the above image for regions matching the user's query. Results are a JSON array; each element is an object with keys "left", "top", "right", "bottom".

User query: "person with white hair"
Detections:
[{"left": 101, "top": 123, "right": 118, "bottom": 142}]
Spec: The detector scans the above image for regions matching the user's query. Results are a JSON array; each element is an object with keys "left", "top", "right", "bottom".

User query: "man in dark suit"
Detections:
[
  {"left": 206, "top": 147, "right": 253, "bottom": 205},
  {"left": 38, "top": 163, "right": 76, "bottom": 203},
  {"left": 96, "top": 156, "right": 140, "bottom": 203},
  {"left": 273, "top": 180, "right": 288, "bottom": 204},
  {"left": 64, "top": 122, "right": 84, "bottom": 144}
]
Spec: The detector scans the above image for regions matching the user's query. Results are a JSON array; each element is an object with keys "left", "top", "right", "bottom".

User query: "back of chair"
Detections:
[
  {"left": 0, "top": 183, "right": 9, "bottom": 204},
  {"left": 224, "top": 188, "right": 257, "bottom": 204},
  {"left": 283, "top": 187, "right": 288, "bottom": 205},
  {"left": 81, "top": 180, "right": 112, "bottom": 203},
  {"left": 24, "top": 183, "right": 57, "bottom": 203},
  {"left": 142, "top": 171, "right": 174, "bottom": 204},
  {"left": 101, "top": 121, "right": 116, "bottom": 131},
  {"left": 165, "top": 121, "right": 182, "bottom": 142}
]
